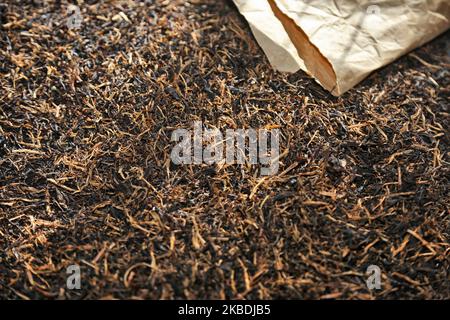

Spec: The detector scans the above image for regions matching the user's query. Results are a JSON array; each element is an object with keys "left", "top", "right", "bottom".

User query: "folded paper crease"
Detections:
[{"left": 233, "top": 0, "right": 450, "bottom": 96}]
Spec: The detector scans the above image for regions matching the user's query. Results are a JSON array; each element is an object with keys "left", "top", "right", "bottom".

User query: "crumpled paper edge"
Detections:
[{"left": 233, "top": 0, "right": 450, "bottom": 96}]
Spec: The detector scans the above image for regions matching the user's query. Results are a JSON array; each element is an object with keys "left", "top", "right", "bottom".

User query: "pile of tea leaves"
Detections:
[{"left": 0, "top": 0, "right": 449, "bottom": 299}]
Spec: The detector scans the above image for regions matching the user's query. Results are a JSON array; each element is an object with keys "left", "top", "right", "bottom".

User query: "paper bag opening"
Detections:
[
  {"left": 233, "top": 0, "right": 450, "bottom": 96},
  {"left": 267, "top": 0, "right": 338, "bottom": 95}
]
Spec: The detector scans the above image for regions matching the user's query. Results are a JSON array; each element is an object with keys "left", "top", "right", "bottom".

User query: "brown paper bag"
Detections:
[{"left": 233, "top": 0, "right": 450, "bottom": 96}]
